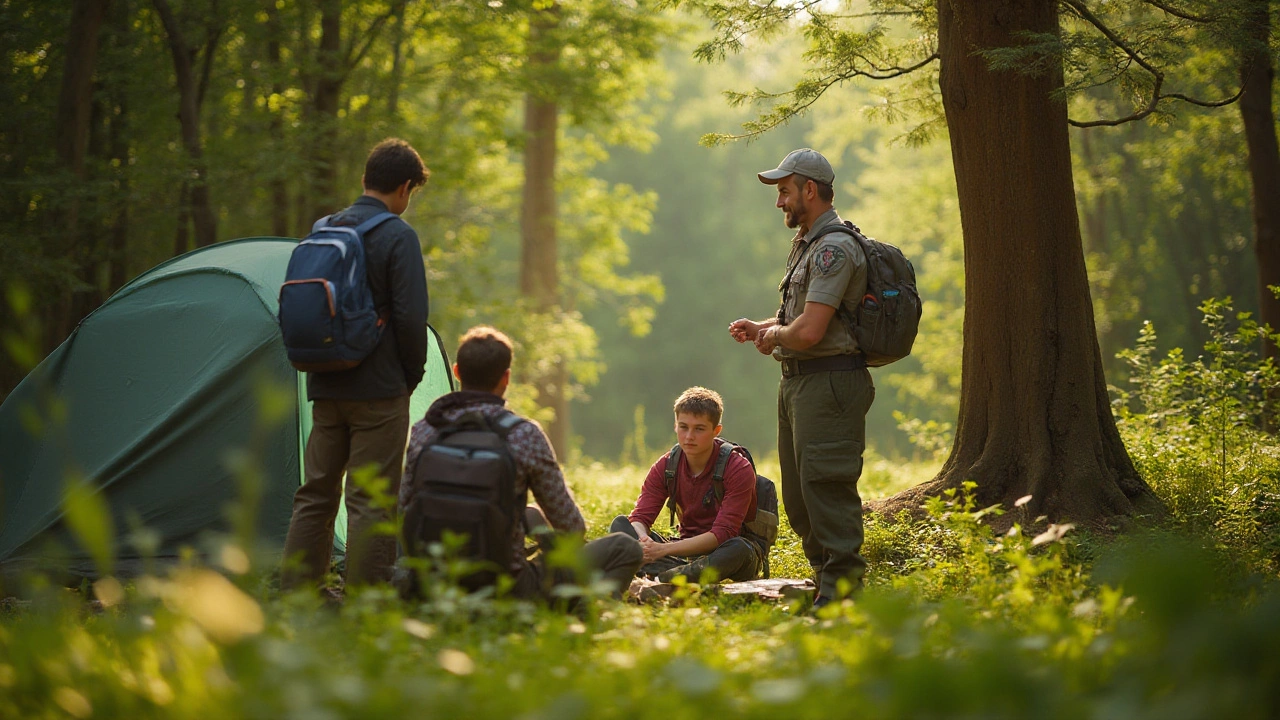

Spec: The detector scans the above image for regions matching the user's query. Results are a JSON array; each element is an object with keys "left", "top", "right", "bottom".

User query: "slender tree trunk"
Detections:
[
  {"left": 266, "top": 2, "right": 290, "bottom": 237},
  {"left": 387, "top": 1, "right": 407, "bottom": 117},
  {"left": 69, "top": 93, "right": 109, "bottom": 325},
  {"left": 153, "top": 0, "right": 217, "bottom": 248},
  {"left": 51, "top": 0, "right": 110, "bottom": 347},
  {"left": 521, "top": 7, "right": 568, "bottom": 457},
  {"left": 108, "top": 91, "right": 129, "bottom": 291},
  {"left": 877, "top": 0, "right": 1162, "bottom": 527},
  {"left": 174, "top": 182, "right": 191, "bottom": 256},
  {"left": 1240, "top": 0, "right": 1280, "bottom": 366},
  {"left": 105, "top": 1, "right": 131, "bottom": 292},
  {"left": 311, "top": 0, "right": 342, "bottom": 221}
]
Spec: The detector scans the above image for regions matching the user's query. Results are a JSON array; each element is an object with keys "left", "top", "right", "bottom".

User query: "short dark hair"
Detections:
[
  {"left": 363, "top": 138, "right": 429, "bottom": 194},
  {"left": 792, "top": 174, "right": 834, "bottom": 203},
  {"left": 456, "top": 326, "right": 513, "bottom": 391},
  {"left": 673, "top": 386, "right": 724, "bottom": 426}
]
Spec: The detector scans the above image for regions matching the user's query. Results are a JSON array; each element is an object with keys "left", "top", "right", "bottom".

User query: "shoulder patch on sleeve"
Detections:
[{"left": 814, "top": 244, "right": 847, "bottom": 275}]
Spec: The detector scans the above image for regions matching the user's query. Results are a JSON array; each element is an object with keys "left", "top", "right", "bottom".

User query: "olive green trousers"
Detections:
[{"left": 777, "top": 367, "right": 874, "bottom": 599}]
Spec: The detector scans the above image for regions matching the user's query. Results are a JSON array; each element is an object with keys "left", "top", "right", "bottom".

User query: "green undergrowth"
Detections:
[
  {"left": 4, "top": 465, "right": 1278, "bottom": 718},
  {"left": 3, "top": 298, "right": 1280, "bottom": 717}
]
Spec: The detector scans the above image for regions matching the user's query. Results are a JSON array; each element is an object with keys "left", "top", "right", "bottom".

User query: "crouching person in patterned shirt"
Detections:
[
  {"left": 609, "top": 387, "right": 764, "bottom": 584},
  {"left": 397, "top": 326, "right": 642, "bottom": 601}
]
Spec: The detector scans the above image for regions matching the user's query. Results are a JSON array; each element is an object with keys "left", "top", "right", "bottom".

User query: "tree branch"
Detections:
[
  {"left": 1062, "top": 0, "right": 1246, "bottom": 127},
  {"left": 833, "top": 50, "right": 940, "bottom": 81},
  {"left": 341, "top": 7, "right": 398, "bottom": 82},
  {"left": 195, "top": 18, "right": 223, "bottom": 110},
  {"left": 1137, "top": 0, "right": 1215, "bottom": 23},
  {"left": 710, "top": 51, "right": 939, "bottom": 143},
  {"left": 1061, "top": 0, "right": 1162, "bottom": 77}
]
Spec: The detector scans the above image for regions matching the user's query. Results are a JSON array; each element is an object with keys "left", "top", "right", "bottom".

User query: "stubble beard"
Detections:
[{"left": 783, "top": 200, "right": 805, "bottom": 230}]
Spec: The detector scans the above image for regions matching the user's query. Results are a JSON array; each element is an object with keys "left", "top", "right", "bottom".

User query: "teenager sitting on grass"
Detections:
[
  {"left": 609, "top": 387, "right": 764, "bottom": 583},
  {"left": 398, "top": 326, "right": 642, "bottom": 601}
]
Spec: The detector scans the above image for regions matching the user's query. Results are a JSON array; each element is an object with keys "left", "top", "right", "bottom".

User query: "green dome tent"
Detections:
[{"left": 0, "top": 237, "right": 453, "bottom": 579}]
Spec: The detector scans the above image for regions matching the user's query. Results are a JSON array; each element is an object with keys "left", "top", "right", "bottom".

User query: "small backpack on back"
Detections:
[
  {"left": 664, "top": 441, "right": 781, "bottom": 578},
  {"left": 278, "top": 212, "right": 397, "bottom": 372},
  {"left": 401, "top": 409, "right": 528, "bottom": 592},
  {"left": 810, "top": 221, "right": 922, "bottom": 367}
]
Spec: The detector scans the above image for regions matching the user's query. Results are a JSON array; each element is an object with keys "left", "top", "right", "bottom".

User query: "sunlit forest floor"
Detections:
[
  {"left": 3, "top": 309, "right": 1278, "bottom": 718},
  {"left": 3, "top": 439, "right": 1278, "bottom": 718}
]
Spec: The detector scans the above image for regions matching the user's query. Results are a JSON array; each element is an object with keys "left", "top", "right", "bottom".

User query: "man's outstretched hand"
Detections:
[{"left": 729, "top": 318, "right": 760, "bottom": 343}]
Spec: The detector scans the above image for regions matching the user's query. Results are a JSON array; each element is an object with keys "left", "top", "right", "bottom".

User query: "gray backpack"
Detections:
[
  {"left": 809, "top": 221, "right": 922, "bottom": 367},
  {"left": 401, "top": 409, "right": 527, "bottom": 591}
]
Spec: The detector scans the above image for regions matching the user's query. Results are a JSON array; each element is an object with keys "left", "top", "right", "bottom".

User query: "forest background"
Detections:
[
  {"left": 3, "top": 2, "right": 1280, "bottom": 717},
  {"left": 1, "top": 0, "right": 1267, "bottom": 467}
]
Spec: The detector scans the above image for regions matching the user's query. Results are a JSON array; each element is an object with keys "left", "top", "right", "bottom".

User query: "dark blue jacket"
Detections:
[{"left": 306, "top": 195, "right": 429, "bottom": 400}]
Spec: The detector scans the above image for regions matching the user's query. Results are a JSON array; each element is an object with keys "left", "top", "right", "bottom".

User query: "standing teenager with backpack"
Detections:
[
  {"left": 280, "top": 138, "right": 430, "bottom": 592},
  {"left": 398, "top": 326, "right": 642, "bottom": 600},
  {"left": 728, "top": 148, "right": 876, "bottom": 610},
  {"left": 609, "top": 387, "right": 775, "bottom": 584}
]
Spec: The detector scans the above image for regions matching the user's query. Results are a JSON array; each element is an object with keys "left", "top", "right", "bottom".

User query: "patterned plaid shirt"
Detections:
[{"left": 400, "top": 391, "right": 585, "bottom": 572}]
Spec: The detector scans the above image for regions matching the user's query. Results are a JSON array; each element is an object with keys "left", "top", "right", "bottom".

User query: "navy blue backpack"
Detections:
[{"left": 278, "top": 212, "right": 397, "bottom": 372}]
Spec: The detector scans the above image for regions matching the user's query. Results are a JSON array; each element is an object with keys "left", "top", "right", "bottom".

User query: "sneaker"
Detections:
[{"left": 810, "top": 595, "right": 832, "bottom": 612}]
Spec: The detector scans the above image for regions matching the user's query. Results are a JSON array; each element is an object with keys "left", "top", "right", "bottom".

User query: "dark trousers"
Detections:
[
  {"left": 608, "top": 515, "right": 761, "bottom": 583},
  {"left": 513, "top": 508, "right": 644, "bottom": 601},
  {"left": 778, "top": 368, "right": 874, "bottom": 598},
  {"left": 281, "top": 395, "right": 410, "bottom": 590}
]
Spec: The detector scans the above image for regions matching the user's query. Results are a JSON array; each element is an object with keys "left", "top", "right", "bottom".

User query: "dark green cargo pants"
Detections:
[{"left": 778, "top": 366, "right": 874, "bottom": 599}]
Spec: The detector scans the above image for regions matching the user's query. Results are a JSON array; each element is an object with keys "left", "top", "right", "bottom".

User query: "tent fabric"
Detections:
[{"left": 0, "top": 237, "right": 453, "bottom": 579}]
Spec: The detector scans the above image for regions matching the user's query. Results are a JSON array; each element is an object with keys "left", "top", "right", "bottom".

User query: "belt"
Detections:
[{"left": 780, "top": 354, "right": 865, "bottom": 379}]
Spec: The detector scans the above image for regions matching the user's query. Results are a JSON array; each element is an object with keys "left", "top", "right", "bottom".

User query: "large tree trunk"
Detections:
[
  {"left": 50, "top": 0, "right": 110, "bottom": 348},
  {"left": 153, "top": 0, "right": 217, "bottom": 249},
  {"left": 310, "top": 0, "right": 342, "bottom": 221},
  {"left": 520, "top": 7, "right": 568, "bottom": 458},
  {"left": 876, "top": 0, "right": 1162, "bottom": 526},
  {"left": 1240, "top": 0, "right": 1280, "bottom": 367}
]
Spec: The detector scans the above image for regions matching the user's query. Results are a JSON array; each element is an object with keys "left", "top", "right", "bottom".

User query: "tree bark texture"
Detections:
[
  {"left": 877, "top": 0, "right": 1162, "bottom": 526},
  {"left": 55, "top": 0, "right": 109, "bottom": 181},
  {"left": 310, "top": 0, "right": 342, "bottom": 222},
  {"left": 50, "top": 0, "right": 110, "bottom": 348},
  {"left": 1240, "top": 0, "right": 1280, "bottom": 365},
  {"left": 153, "top": 0, "right": 217, "bottom": 249},
  {"left": 520, "top": 7, "right": 568, "bottom": 458}
]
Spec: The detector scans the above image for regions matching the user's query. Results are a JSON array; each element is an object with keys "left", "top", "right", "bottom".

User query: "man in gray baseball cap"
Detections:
[
  {"left": 756, "top": 147, "right": 836, "bottom": 186},
  {"left": 730, "top": 147, "right": 873, "bottom": 611}
]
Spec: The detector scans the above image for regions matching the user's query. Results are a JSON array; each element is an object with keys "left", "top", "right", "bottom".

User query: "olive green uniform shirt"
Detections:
[{"left": 775, "top": 208, "right": 868, "bottom": 360}]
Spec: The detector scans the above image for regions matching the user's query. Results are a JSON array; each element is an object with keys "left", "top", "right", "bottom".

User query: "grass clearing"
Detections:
[{"left": 2, "top": 445, "right": 1278, "bottom": 718}]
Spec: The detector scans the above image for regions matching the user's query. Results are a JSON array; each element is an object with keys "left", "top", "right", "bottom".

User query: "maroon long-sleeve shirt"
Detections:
[{"left": 628, "top": 438, "right": 757, "bottom": 545}]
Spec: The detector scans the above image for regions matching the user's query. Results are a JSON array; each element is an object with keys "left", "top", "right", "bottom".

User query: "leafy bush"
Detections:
[
  {"left": 1114, "top": 298, "right": 1280, "bottom": 573},
  {"left": 4, "top": 481, "right": 1278, "bottom": 719}
]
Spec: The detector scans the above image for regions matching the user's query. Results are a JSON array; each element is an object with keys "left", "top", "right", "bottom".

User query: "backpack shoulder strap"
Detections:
[
  {"left": 811, "top": 221, "right": 870, "bottom": 334},
  {"left": 811, "top": 221, "right": 857, "bottom": 240},
  {"left": 777, "top": 223, "right": 859, "bottom": 323},
  {"left": 353, "top": 211, "right": 398, "bottom": 237},
  {"left": 710, "top": 441, "right": 736, "bottom": 503},
  {"left": 310, "top": 214, "right": 332, "bottom": 234},
  {"left": 490, "top": 409, "right": 527, "bottom": 439},
  {"left": 665, "top": 444, "right": 681, "bottom": 527}
]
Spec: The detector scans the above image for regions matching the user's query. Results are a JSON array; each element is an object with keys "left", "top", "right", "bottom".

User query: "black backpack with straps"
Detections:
[
  {"left": 663, "top": 441, "right": 781, "bottom": 578},
  {"left": 785, "top": 220, "right": 922, "bottom": 367},
  {"left": 401, "top": 409, "right": 528, "bottom": 591}
]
